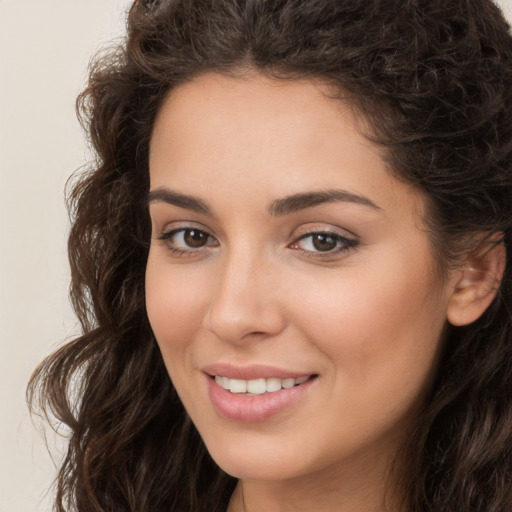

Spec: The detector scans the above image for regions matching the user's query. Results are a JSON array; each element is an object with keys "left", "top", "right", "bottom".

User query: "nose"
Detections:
[{"left": 203, "top": 249, "right": 286, "bottom": 344}]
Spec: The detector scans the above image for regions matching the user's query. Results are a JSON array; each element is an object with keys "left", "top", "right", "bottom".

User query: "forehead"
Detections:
[
  {"left": 151, "top": 73, "right": 345, "bottom": 157},
  {"left": 149, "top": 72, "right": 426, "bottom": 223},
  {"left": 155, "top": 71, "right": 351, "bottom": 122}
]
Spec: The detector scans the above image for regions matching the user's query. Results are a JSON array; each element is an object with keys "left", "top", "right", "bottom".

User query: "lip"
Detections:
[
  {"left": 202, "top": 364, "right": 317, "bottom": 422},
  {"left": 202, "top": 363, "right": 311, "bottom": 380}
]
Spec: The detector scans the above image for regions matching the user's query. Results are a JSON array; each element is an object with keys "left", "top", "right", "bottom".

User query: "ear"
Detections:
[{"left": 447, "top": 236, "right": 506, "bottom": 326}]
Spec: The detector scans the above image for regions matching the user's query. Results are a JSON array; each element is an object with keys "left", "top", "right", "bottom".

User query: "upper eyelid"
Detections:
[
  {"left": 295, "top": 229, "right": 353, "bottom": 240},
  {"left": 159, "top": 226, "right": 217, "bottom": 242},
  {"left": 292, "top": 231, "right": 356, "bottom": 248},
  {"left": 291, "top": 224, "right": 358, "bottom": 241},
  {"left": 156, "top": 221, "right": 215, "bottom": 236},
  {"left": 155, "top": 222, "right": 358, "bottom": 245}
]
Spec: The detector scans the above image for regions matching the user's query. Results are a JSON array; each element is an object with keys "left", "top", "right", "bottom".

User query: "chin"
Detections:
[{"left": 200, "top": 429, "right": 309, "bottom": 481}]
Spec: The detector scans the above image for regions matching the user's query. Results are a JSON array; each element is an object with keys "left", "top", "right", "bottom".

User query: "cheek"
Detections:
[
  {"left": 145, "top": 255, "right": 209, "bottom": 359},
  {"left": 294, "top": 254, "right": 447, "bottom": 409}
]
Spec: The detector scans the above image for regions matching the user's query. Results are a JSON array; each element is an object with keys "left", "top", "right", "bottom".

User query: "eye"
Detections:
[
  {"left": 290, "top": 231, "right": 357, "bottom": 256},
  {"left": 157, "top": 227, "right": 218, "bottom": 255}
]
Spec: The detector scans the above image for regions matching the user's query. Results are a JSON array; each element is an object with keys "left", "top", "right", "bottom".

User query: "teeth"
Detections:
[
  {"left": 282, "top": 378, "right": 295, "bottom": 389},
  {"left": 218, "top": 376, "right": 230, "bottom": 390},
  {"left": 229, "top": 379, "right": 247, "bottom": 393},
  {"left": 266, "top": 377, "right": 282, "bottom": 392},
  {"left": 214, "top": 375, "right": 310, "bottom": 394},
  {"left": 247, "top": 378, "right": 266, "bottom": 394}
]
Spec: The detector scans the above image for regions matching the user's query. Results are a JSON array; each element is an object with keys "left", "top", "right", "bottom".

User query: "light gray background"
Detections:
[
  {"left": 1, "top": 2, "right": 131, "bottom": 511},
  {"left": 1, "top": 1, "right": 511, "bottom": 510}
]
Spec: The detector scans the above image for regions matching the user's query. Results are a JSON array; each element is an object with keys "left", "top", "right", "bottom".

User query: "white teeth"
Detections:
[
  {"left": 246, "top": 378, "right": 266, "bottom": 395},
  {"left": 229, "top": 379, "right": 247, "bottom": 393},
  {"left": 214, "top": 375, "right": 311, "bottom": 394},
  {"left": 281, "top": 378, "right": 295, "bottom": 389},
  {"left": 266, "top": 377, "right": 282, "bottom": 392},
  {"left": 215, "top": 375, "right": 230, "bottom": 390}
]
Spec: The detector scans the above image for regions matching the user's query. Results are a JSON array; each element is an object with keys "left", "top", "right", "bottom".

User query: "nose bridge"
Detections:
[{"left": 204, "top": 241, "right": 285, "bottom": 343}]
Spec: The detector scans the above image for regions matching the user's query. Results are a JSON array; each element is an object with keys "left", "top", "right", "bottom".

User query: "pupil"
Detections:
[
  {"left": 184, "top": 229, "right": 207, "bottom": 248},
  {"left": 313, "top": 234, "right": 337, "bottom": 252}
]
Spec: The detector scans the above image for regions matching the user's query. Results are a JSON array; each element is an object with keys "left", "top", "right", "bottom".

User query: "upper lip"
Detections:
[{"left": 202, "top": 363, "right": 313, "bottom": 380}]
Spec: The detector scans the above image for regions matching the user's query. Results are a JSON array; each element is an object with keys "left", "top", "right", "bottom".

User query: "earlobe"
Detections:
[{"left": 447, "top": 238, "right": 506, "bottom": 327}]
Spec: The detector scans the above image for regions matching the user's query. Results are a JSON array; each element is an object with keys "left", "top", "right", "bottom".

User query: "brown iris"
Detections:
[
  {"left": 311, "top": 233, "right": 338, "bottom": 252},
  {"left": 184, "top": 229, "right": 209, "bottom": 248}
]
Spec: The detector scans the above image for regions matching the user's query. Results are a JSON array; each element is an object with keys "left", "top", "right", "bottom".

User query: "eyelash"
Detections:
[
  {"left": 157, "top": 228, "right": 218, "bottom": 257},
  {"left": 157, "top": 227, "right": 358, "bottom": 259},
  {"left": 290, "top": 230, "right": 358, "bottom": 258}
]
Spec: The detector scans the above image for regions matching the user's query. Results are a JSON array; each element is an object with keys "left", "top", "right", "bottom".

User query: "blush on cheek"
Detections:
[{"left": 146, "top": 259, "right": 203, "bottom": 330}]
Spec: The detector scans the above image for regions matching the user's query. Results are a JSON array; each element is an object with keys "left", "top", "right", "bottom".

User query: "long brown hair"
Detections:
[{"left": 29, "top": 0, "right": 512, "bottom": 510}]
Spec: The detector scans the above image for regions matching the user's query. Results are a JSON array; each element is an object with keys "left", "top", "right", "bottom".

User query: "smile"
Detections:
[
  {"left": 205, "top": 369, "right": 317, "bottom": 422},
  {"left": 214, "top": 375, "right": 310, "bottom": 395}
]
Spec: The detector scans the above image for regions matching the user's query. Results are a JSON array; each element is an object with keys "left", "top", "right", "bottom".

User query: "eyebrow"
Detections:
[
  {"left": 147, "top": 187, "right": 381, "bottom": 216},
  {"left": 269, "top": 189, "right": 381, "bottom": 216},
  {"left": 147, "top": 187, "right": 212, "bottom": 216}
]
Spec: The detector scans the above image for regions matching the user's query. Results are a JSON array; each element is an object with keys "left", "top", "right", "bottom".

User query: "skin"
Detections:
[{"left": 145, "top": 72, "right": 464, "bottom": 511}]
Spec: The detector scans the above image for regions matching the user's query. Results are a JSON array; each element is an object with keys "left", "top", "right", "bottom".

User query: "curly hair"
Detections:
[{"left": 28, "top": 0, "right": 512, "bottom": 510}]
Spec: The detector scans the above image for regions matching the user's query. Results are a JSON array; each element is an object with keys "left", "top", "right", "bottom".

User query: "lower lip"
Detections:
[{"left": 206, "top": 375, "right": 316, "bottom": 422}]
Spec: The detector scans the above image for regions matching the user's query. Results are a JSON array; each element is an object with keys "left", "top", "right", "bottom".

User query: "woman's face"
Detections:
[{"left": 146, "top": 73, "right": 457, "bottom": 485}]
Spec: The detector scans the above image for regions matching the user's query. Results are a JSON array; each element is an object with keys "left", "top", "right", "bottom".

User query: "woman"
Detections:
[{"left": 29, "top": 0, "right": 512, "bottom": 510}]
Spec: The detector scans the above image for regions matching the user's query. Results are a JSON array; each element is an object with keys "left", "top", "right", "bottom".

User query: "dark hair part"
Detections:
[{"left": 29, "top": 0, "right": 512, "bottom": 510}]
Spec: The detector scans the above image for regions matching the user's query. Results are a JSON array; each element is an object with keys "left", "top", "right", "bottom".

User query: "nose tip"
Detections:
[{"left": 203, "top": 260, "right": 286, "bottom": 344}]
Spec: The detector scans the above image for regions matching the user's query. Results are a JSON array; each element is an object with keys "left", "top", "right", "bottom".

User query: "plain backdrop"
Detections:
[
  {"left": 0, "top": 2, "right": 131, "bottom": 511},
  {"left": 1, "top": 1, "right": 511, "bottom": 511}
]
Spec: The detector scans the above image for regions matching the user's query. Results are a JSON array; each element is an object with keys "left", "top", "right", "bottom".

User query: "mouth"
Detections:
[
  {"left": 202, "top": 363, "right": 318, "bottom": 421},
  {"left": 212, "top": 374, "right": 313, "bottom": 396},
  {"left": 203, "top": 365, "right": 318, "bottom": 421}
]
